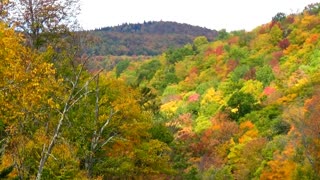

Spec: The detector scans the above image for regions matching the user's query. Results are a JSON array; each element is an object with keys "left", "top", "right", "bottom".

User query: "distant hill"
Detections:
[{"left": 85, "top": 21, "right": 218, "bottom": 56}]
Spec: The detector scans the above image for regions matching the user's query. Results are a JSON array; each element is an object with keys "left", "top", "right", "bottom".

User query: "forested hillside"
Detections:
[
  {"left": 85, "top": 21, "right": 218, "bottom": 56},
  {"left": 110, "top": 4, "right": 320, "bottom": 179},
  {"left": 1, "top": 0, "right": 320, "bottom": 179}
]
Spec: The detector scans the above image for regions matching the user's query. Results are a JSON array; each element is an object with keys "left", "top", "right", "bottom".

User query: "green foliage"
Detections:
[
  {"left": 304, "top": 3, "right": 320, "bottom": 15},
  {"left": 136, "top": 59, "right": 161, "bottom": 83},
  {"left": 272, "top": 120, "right": 291, "bottom": 136},
  {"left": 300, "top": 49, "right": 320, "bottom": 74},
  {"left": 163, "top": 66, "right": 180, "bottom": 85},
  {"left": 151, "top": 65, "right": 179, "bottom": 92},
  {"left": 116, "top": 59, "right": 130, "bottom": 77},
  {"left": 193, "top": 36, "right": 209, "bottom": 47},
  {"left": 217, "top": 29, "right": 230, "bottom": 40},
  {"left": 162, "top": 84, "right": 180, "bottom": 97},
  {"left": 241, "top": 106, "right": 289, "bottom": 138},
  {"left": 255, "top": 65, "right": 275, "bottom": 87},
  {"left": 194, "top": 115, "right": 211, "bottom": 134},
  {"left": 3, "top": 4, "right": 320, "bottom": 180},
  {"left": 149, "top": 124, "right": 174, "bottom": 144},
  {"left": 272, "top": 12, "right": 286, "bottom": 22},
  {"left": 203, "top": 166, "right": 234, "bottom": 180},
  {"left": 183, "top": 167, "right": 201, "bottom": 180},
  {"left": 166, "top": 45, "right": 194, "bottom": 64},
  {"left": 0, "top": 165, "right": 14, "bottom": 178},
  {"left": 227, "top": 91, "right": 258, "bottom": 120},
  {"left": 262, "top": 135, "right": 288, "bottom": 160},
  {"left": 219, "top": 78, "right": 244, "bottom": 96},
  {"left": 229, "top": 45, "right": 249, "bottom": 60},
  {"left": 294, "top": 164, "right": 320, "bottom": 180},
  {"left": 195, "top": 81, "right": 218, "bottom": 95},
  {"left": 138, "top": 86, "right": 161, "bottom": 113},
  {"left": 229, "top": 65, "right": 250, "bottom": 82},
  {"left": 269, "top": 25, "right": 283, "bottom": 45}
]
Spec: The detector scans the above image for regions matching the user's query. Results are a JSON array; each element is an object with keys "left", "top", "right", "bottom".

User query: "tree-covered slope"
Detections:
[
  {"left": 110, "top": 4, "right": 320, "bottom": 179},
  {"left": 85, "top": 21, "right": 218, "bottom": 56},
  {"left": 1, "top": 1, "right": 320, "bottom": 179}
]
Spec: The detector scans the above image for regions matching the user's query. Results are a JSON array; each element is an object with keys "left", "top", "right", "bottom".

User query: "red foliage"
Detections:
[
  {"left": 228, "top": 36, "right": 239, "bottom": 45},
  {"left": 270, "top": 51, "right": 282, "bottom": 75},
  {"left": 189, "top": 66, "right": 199, "bottom": 75},
  {"left": 263, "top": 87, "right": 276, "bottom": 96},
  {"left": 213, "top": 45, "right": 224, "bottom": 56},
  {"left": 270, "top": 59, "right": 280, "bottom": 75},
  {"left": 205, "top": 47, "right": 215, "bottom": 56},
  {"left": 226, "top": 59, "right": 238, "bottom": 74},
  {"left": 163, "top": 95, "right": 182, "bottom": 103},
  {"left": 244, "top": 67, "right": 256, "bottom": 80},
  {"left": 278, "top": 38, "right": 290, "bottom": 49},
  {"left": 272, "top": 51, "right": 284, "bottom": 60},
  {"left": 205, "top": 45, "right": 225, "bottom": 56},
  {"left": 188, "top": 93, "right": 200, "bottom": 102}
]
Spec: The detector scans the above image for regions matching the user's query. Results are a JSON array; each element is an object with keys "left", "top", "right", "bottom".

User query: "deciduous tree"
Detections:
[{"left": 6, "top": 0, "right": 80, "bottom": 48}]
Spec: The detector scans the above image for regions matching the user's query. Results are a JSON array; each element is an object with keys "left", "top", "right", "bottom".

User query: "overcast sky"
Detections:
[{"left": 79, "top": 0, "right": 318, "bottom": 31}]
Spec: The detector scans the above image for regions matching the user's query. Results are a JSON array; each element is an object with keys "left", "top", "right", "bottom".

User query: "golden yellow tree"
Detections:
[{"left": 0, "top": 22, "right": 60, "bottom": 178}]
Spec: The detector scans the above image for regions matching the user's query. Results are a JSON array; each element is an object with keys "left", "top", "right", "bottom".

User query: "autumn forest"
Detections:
[{"left": 1, "top": 0, "right": 320, "bottom": 179}]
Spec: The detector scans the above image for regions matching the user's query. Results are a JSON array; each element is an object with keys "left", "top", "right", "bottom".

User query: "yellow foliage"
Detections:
[
  {"left": 0, "top": 154, "right": 18, "bottom": 178},
  {"left": 300, "top": 14, "right": 320, "bottom": 30},
  {"left": 289, "top": 28, "right": 309, "bottom": 46},
  {"left": 250, "top": 33, "right": 273, "bottom": 53},
  {"left": 0, "top": 22, "right": 67, "bottom": 178},
  {"left": 0, "top": 23, "right": 59, "bottom": 124},
  {"left": 240, "top": 80, "right": 263, "bottom": 101},
  {"left": 160, "top": 100, "right": 182, "bottom": 117},
  {"left": 269, "top": 25, "right": 283, "bottom": 45},
  {"left": 283, "top": 44, "right": 299, "bottom": 55},
  {"left": 200, "top": 88, "right": 224, "bottom": 106},
  {"left": 231, "top": 108, "right": 239, "bottom": 113},
  {"left": 276, "top": 93, "right": 298, "bottom": 105}
]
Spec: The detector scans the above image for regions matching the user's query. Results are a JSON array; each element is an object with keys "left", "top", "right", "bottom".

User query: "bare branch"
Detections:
[
  {"left": 100, "top": 136, "right": 115, "bottom": 148},
  {"left": 36, "top": 64, "right": 103, "bottom": 180}
]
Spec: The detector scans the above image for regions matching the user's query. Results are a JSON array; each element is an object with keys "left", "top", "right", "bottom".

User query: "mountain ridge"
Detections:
[
  {"left": 96, "top": 21, "right": 216, "bottom": 35},
  {"left": 85, "top": 21, "right": 218, "bottom": 56}
]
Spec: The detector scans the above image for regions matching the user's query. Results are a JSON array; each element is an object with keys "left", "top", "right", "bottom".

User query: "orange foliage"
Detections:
[
  {"left": 240, "top": 121, "right": 255, "bottom": 130},
  {"left": 261, "top": 140, "right": 297, "bottom": 180},
  {"left": 260, "top": 160, "right": 296, "bottom": 180},
  {"left": 228, "top": 36, "right": 239, "bottom": 45},
  {"left": 305, "top": 33, "right": 319, "bottom": 44},
  {"left": 226, "top": 59, "right": 238, "bottom": 74}
]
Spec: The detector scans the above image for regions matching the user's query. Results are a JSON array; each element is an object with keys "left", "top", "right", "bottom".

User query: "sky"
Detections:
[{"left": 79, "top": 0, "right": 319, "bottom": 32}]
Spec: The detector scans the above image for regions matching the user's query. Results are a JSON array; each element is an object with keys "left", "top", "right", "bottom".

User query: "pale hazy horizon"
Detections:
[{"left": 79, "top": 0, "right": 319, "bottom": 31}]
